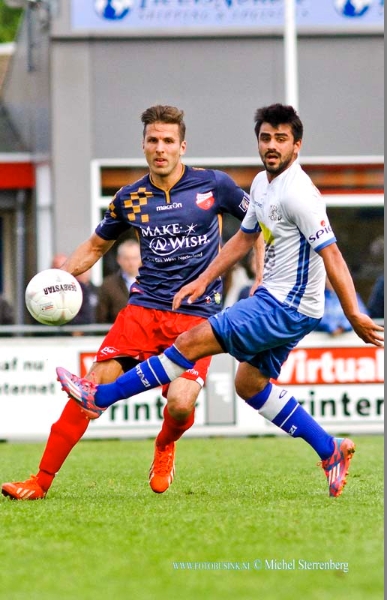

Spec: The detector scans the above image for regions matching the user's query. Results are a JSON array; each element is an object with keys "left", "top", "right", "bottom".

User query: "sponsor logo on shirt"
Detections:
[
  {"left": 308, "top": 220, "right": 333, "bottom": 243},
  {"left": 100, "top": 346, "right": 120, "bottom": 356},
  {"left": 142, "top": 222, "right": 209, "bottom": 257},
  {"left": 156, "top": 202, "right": 183, "bottom": 212},
  {"left": 130, "top": 285, "right": 142, "bottom": 294},
  {"left": 254, "top": 192, "right": 265, "bottom": 208},
  {"left": 196, "top": 191, "right": 215, "bottom": 210}
]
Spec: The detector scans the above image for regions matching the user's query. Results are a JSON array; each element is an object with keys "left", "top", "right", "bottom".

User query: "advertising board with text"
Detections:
[
  {"left": 71, "top": 0, "right": 384, "bottom": 35},
  {"left": 0, "top": 332, "right": 383, "bottom": 440}
]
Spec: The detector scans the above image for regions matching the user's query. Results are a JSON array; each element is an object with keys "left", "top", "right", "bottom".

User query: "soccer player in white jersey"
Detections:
[{"left": 56, "top": 104, "right": 384, "bottom": 497}]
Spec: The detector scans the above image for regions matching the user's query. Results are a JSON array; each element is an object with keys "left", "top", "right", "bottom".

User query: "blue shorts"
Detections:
[{"left": 208, "top": 287, "right": 320, "bottom": 379}]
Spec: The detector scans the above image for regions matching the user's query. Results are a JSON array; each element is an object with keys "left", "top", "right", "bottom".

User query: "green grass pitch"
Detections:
[{"left": 0, "top": 435, "right": 383, "bottom": 600}]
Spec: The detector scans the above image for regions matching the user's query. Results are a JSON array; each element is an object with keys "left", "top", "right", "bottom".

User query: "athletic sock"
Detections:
[
  {"left": 156, "top": 405, "right": 195, "bottom": 447},
  {"left": 96, "top": 345, "right": 195, "bottom": 408},
  {"left": 246, "top": 382, "right": 334, "bottom": 460},
  {"left": 37, "top": 400, "right": 90, "bottom": 490}
]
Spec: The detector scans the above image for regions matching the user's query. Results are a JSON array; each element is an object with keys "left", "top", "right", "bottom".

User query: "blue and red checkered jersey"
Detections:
[{"left": 95, "top": 165, "right": 250, "bottom": 317}]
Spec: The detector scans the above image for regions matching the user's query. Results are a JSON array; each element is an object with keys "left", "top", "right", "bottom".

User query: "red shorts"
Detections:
[{"left": 96, "top": 305, "right": 212, "bottom": 393}]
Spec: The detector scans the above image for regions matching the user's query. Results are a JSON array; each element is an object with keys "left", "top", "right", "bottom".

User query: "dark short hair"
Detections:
[
  {"left": 254, "top": 103, "right": 303, "bottom": 143},
  {"left": 141, "top": 105, "right": 186, "bottom": 142}
]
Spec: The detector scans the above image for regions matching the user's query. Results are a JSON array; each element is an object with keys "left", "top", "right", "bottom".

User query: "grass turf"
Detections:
[{"left": 0, "top": 435, "right": 383, "bottom": 600}]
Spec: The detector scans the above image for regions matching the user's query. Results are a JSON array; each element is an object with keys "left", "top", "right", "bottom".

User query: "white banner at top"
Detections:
[{"left": 71, "top": 0, "right": 384, "bottom": 35}]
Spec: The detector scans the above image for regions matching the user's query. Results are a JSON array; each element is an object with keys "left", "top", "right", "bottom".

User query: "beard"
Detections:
[{"left": 262, "top": 154, "right": 293, "bottom": 177}]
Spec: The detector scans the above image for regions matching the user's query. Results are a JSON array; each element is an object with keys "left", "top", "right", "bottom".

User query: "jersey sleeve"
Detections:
[
  {"left": 240, "top": 174, "right": 261, "bottom": 234},
  {"left": 95, "top": 189, "right": 132, "bottom": 241},
  {"left": 240, "top": 201, "right": 261, "bottom": 234},
  {"left": 214, "top": 170, "right": 250, "bottom": 221},
  {"left": 283, "top": 183, "right": 336, "bottom": 252}
]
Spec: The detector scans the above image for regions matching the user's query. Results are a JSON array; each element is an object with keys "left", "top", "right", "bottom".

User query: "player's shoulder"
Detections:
[
  {"left": 250, "top": 169, "right": 267, "bottom": 193},
  {"left": 281, "top": 164, "right": 324, "bottom": 216},
  {"left": 185, "top": 165, "right": 241, "bottom": 191},
  {"left": 186, "top": 165, "right": 220, "bottom": 181},
  {"left": 116, "top": 173, "right": 151, "bottom": 197},
  {"left": 282, "top": 163, "right": 319, "bottom": 197},
  {"left": 252, "top": 169, "right": 266, "bottom": 184},
  {"left": 287, "top": 162, "right": 313, "bottom": 187}
]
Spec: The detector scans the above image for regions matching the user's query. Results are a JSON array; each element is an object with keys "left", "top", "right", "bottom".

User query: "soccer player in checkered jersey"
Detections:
[
  {"left": 55, "top": 104, "right": 383, "bottom": 497},
  {"left": 2, "top": 105, "right": 259, "bottom": 499}
]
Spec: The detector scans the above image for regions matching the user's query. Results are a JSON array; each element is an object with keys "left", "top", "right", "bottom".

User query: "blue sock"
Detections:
[
  {"left": 95, "top": 345, "right": 195, "bottom": 408},
  {"left": 247, "top": 383, "right": 334, "bottom": 460}
]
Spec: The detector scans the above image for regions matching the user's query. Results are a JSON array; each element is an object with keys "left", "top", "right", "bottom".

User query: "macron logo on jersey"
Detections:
[
  {"left": 156, "top": 202, "right": 183, "bottom": 212},
  {"left": 196, "top": 192, "right": 215, "bottom": 210}
]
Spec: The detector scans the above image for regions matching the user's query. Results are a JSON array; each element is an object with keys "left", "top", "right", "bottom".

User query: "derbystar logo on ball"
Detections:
[{"left": 25, "top": 269, "right": 83, "bottom": 326}]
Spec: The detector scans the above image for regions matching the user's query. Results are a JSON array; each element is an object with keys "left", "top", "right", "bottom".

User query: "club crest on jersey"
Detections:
[
  {"left": 269, "top": 204, "right": 282, "bottom": 222},
  {"left": 196, "top": 191, "right": 215, "bottom": 210}
]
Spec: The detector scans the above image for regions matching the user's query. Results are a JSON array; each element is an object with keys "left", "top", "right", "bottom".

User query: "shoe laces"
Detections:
[
  {"left": 13, "top": 475, "right": 39, "bottom": 487},
  {"left": 154, "top": 444, "right": 174, "bottom": 475}
]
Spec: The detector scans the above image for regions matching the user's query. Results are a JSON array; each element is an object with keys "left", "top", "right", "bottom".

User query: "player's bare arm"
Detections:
[
  {"left": 248, "top": 235, "right": 265, "bottom": 296},
  {"left": 173, "top": 229, "right": 259, "bottom": 310},
  {"left": 60, "top": 233, "right": 116, "bottom": 277},
  {"left": 319, "top": 243, "right": 384, "bottom": 347}
]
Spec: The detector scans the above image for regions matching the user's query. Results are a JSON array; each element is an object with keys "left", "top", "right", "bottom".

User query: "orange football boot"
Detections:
[
  {"left": 149, "top": 442, "right": 176, "bottom": 493},
  {"left": 2, "top": 475, "right": 46, "bottom": 500},
  {"left": 320, "top": 437, "right": 356, "bottom": 497}
]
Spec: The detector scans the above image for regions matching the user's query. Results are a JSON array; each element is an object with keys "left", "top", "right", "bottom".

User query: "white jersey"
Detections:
[{"left": 241, "top": 161, "right": 336, "bottom": 318}]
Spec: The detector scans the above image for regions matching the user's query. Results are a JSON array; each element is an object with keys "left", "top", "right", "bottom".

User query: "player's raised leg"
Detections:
[{"left": 235, "top": 361, "right": 355, "bottom": 497}]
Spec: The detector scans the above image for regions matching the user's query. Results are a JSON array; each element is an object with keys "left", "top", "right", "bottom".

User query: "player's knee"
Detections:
[
  {"left": 175, "top": 322, "right": 215, "bottom": 362},
  {"left": 167, "top": 397, "right": 195, "bottom": 419},
  {"left": 235, "top": 375, "right": 269, "bottom": 400},
  {"left": 235, "top": 382, "right": 250, "bottom": 400},
  {"left": 174, "top": 331, "right": 194, "bottom": 359}
]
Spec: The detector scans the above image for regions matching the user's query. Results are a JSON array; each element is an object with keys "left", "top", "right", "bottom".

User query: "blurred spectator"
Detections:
[
  {"left": 367, "top": 274, "right": 384, "bottom": 319},
  {"left": 237, "top": 248, "right": 262, "bottom": 301},
  {"left": 51, "top": 253, "right": 100, "bottom": 326},
  {"left": 0, "top": 295, "right": 14, "bottom": 325},
  {"left": 51, "top": 253, "right": 68, "bottom": 270},
  {"left": 225, "top": 238, "right": 265, "bottom": 305},
  {"left": 71, "top": 269, "right": 100, "bottom": 326},
  {"left": 96, "top": 239, "right": 141, "bottom": 323},
  {"left": 316, "top": 277, "right": 368, "bottom": 336},
  {"left": 353, "top": 235, "right": 384, "bottom": 289},
  {"left": 222, "top": 261, "right": 252, "bottom": 308}
]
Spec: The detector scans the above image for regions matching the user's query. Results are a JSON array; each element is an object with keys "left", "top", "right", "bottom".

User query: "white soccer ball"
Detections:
[
  {"left": 25, "top": 269, "right": 83, "bottom": 326},
  {"left": 334, "top": 0, "right": 372, "bottom": 17}
]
